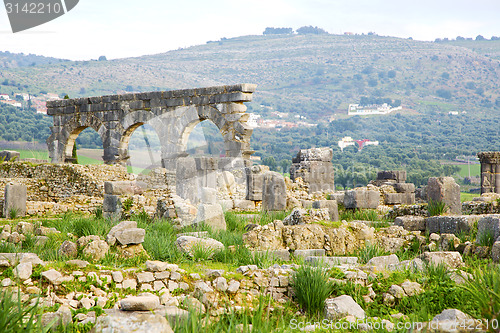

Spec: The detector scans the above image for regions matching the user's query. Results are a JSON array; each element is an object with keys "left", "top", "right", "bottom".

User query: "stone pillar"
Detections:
[
  {"left": 3, "top": 183, "right": 27, "bottom": 218},
  {"left": 245, "top": 165, "right": 269, "bottom": 201},
  {"left": 262, "top": 171, "right": 287, "bottom": 211},
  {"left": 478, "top": 152, "right": 500, "bottom": 194},
  {"left": 290, "top": 147, "right": 335, "bottom": 193}
]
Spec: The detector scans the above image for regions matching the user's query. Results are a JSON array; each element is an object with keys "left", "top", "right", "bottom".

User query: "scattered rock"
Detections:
[
  {"left": 120, "top": 295, "right": 160, "bottom": 311},
  {"left": 324, "top": 295, "right": 365, "bottom": 320},
  {"left": 176, "top": 236, "right": 224, "bottom": 258},
  {"left": 58, "top": 240, "right": 78, "bottom": 259},
  {"left": 83, "top": 240, "right": 109, "bottom": 261},
  {"left": 93, "top": 309, "right": 173, "bottom": 333}
]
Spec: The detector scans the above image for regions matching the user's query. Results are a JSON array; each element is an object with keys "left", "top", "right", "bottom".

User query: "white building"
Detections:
[{"left": 348, "top": 103, "right": 402, "bottom": 116}]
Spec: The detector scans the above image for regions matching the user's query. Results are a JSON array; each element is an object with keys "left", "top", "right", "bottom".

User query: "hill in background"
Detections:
[{"left": 1, "top": 33, "right": 500, "bottom": 121}]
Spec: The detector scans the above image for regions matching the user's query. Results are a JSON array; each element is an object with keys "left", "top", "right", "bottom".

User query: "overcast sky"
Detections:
[{"left": 1, "top": 0, "right": 499, "bottom": 60}]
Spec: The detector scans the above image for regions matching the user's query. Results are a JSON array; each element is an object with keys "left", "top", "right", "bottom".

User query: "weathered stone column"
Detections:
[{"left": 478, "top": 152, "right": 500, "bottom": 194}]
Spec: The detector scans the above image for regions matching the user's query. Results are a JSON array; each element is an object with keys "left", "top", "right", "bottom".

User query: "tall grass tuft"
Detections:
[
  {"left": 141, "top": 219, "right": 183, "bottom": 262},
  {"left": 291, "top": 263, "right": 334, "bottom": 316},
  {"left": 477, "top": 229, "right": 495, "bottom": 247},
  {"left": 0, "top": 288, "right": 54, "bottom": 332},
  {"left": 427, "top": 199, "right": 447, "bottom": 216},
  {"left": 462, "top": 265, "right": 500, "bottom": 327},
  {"left": 357, "top": 242, "right": 388, "bottom": 264},
  {"left": 340, "top": 209, "right": 380, "bottom": 222}
]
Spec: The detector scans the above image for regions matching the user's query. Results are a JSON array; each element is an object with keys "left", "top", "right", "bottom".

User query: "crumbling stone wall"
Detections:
[{"left": 290, "top": 147, "right": 335, "bottom": 193}]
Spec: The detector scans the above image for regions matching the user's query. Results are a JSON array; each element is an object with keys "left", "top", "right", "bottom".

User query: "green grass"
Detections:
[
  {"left": 456, "top": 164, "right": 481, "bottom": 178},
  {"left": 461, "top": 192, "right": 480, "bottom": 202},
  {"left": 427, "top": 199, "right": 447, "bottom": 216},
  {"left": 291, "top": 262, "right": 334, "bottom": 317}
]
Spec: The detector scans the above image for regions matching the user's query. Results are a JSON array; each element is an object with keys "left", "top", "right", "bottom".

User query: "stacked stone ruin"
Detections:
[
  {"left": 478, "top": 151, "right": 500, "bottom": 194},
  {"left": 374, "top": 170, "right": 416, "bottom": 206},
  {"left": 289, "top": 147, "right": 335, "bottom": 193}
]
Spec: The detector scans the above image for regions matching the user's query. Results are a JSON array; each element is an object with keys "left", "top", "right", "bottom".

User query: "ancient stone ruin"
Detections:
[
  {"left": 290, "top": 147, "right": 335, "bottom": 193},
  {"left": 478, "top": 151, "right": 500, "bottom": 194},
  {"left": 46, "top": 84, "right": 256, "bottom": 167}
]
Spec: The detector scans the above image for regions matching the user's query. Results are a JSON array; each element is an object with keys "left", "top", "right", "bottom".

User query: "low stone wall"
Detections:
[{"left": 0, "top": 162, "right": 131, "bottom": 201}]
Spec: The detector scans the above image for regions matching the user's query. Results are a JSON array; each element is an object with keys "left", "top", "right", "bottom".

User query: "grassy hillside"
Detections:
[{"left": 1, "top": 34, "right": 499, "bottom": 121}]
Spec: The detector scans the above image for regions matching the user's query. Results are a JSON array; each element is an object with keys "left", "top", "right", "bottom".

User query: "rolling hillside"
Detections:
[{"left": 1, "top": 33, "right": 500, "bottom": 121}]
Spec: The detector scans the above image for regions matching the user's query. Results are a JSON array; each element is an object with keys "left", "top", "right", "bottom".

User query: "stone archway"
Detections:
[{"left": 46, "top": 84, "right": 256, "bottom": 167}]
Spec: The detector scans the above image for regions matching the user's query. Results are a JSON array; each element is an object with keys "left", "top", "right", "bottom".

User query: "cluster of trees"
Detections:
[
  {"left": 435, "top": 35, "right": 500, "bottom": 42},
  {"left": 263, "top": 26, "right": 328, "bottom": 35},
  {"left": 252, "top": 111, "right": 500, "bottom": 187},
  {"left": 0, "top": 104, "right": 51, "bottom": 142}
]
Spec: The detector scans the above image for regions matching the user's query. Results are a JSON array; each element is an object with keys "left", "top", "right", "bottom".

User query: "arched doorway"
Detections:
[
  {"left": 184, "top": 120, "right": 225, "bottom": 157},
  {"left": 65, "top": 127, "right": 104, "bottom": 164}
]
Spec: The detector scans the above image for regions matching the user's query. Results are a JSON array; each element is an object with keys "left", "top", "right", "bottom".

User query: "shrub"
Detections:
[
  {"left": 427, "top": 199, "right": 447, "bottom": 216},
  {"left": 291, "top": 263, "right": 334, "bottom": 316}
]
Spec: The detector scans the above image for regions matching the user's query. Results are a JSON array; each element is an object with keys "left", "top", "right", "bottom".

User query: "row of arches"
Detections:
[{"left": 58, "top": 106, "right": 229, "bottom": 173}]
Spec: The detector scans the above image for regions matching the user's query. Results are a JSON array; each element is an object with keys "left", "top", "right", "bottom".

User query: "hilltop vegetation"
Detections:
[
  {"left": 1, "top": 33, "right": 499, "bottom": 187},
  {"left": 1, "top": 33, "right": 500, "bottom": 120}
]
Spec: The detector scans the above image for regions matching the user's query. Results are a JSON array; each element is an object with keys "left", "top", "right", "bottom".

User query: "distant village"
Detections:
[{"left": 0, "top": 92, "right": 60, "bottom": 114}]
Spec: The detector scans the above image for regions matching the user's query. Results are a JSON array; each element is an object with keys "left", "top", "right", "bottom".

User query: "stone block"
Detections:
[
  {"left": 324, "top": 295, "right": 365, "bottom": 320},
  {"left": 394, "top": 216, "right": 426, "bottom": 232},
  {"left": 292, "top": 147, "right": 333, "bottom": 162},
  {"left": 93, "top": 309, "right": 173, "bottom": 333},
  {"left": 290, "top": 160, "right": 335, "bottom": 193},
  {"left": 234, "top": 199, "right": 256, "bottom": 211},
  {"left": 476, "top": 215, "right": 500, "bottom": 244},
  {"left": 115, "top": 228, "right": 145, "bottom": 245},
  {"left": 420, "top": 251, "right": 463, "bottom": 269},
  {"left": 200, "top": 187, "right": 217, "bottom": 205},
  {"left": 293, "top": 249, "right": 326, "bottom": 259},
  {"left": 3, "top": 183, "right": 27, "bottom": 218},
  {"left": 384, "top": 193, "right": 415, "bottom": 205},
  {"left": 426, "top": 215, "right": 482, "bottom": 235},
  {"left": 427, "top": 177, "right": 461, "bottom": 214},
  {"left": 305, "top": 256, "right": 358, "bottom": 266},
  {"left": 0, "top": 150, "right": 20, "bottom": 161},
  {"left": 103, "top": 194, "right": 121, "bottom": 213},
  {"left": 196, "top": 204, "right": 226, "bottom": 231},
  {"left": 104, "top": 181, "right": 143, "bottom": 195},
  {"left": 344, "top": 190, "right": 380, "bottom": 209},
  {"left": 377, "top": 170, "right": 407, "bottom": 183},
  {"left": 245, "top": 165, "right": 268, "bottom": 201},
  {"left": 393, "top": 183, "right": 415, "bottom": 193},
  {"left": 262, "top": 171, "right": 286, "bottom": 211},
  {"left": 312, "top": 200, "right": 339, "bottom": 221}
]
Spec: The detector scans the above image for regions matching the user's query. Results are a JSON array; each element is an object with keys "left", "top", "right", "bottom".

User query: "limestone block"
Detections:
[
  {"left": 262, "top": 171, "right": 286, "bottom": 211},
  {"left": 176, "top": 236, "right": 224, "bottom": 258},
  {"left": 426, "top": 215, "right": 482, "bottom": 235},
  {"left": 4, "top": 183, "right": 27, "bottom": 218},
  {"left": 312, "top": 200, "right": 339, "bottom": 221},
  {"left": 420, "top": 251, "right": 463, "bottom": 269},
  {"left": 377, "top": 170, "right": 407, "bottom": 183},
  {"left": 393, "top": 183, "right": 415, "bottom": 193},
  {"left": 384, "top": 193, "right": 415, "bottom": 205},
  {"left": 394, "top": 216, "right": 426, "bottom": 232},
  {"left": 234, "top": 199, "right": 256, "bottom": 211},
  {"left": 0, "top": 150, "right": 20, "bottom": 161},
  {"left": 119, "top": 295, "right": 161, "bottom": 311},
  {"left": 476, "top": 215, "right": 500, "bottom": 244},
  {"left": 427, "top": 177, "right": 461, "bottom": 214},
  {"left": 196, "top": 204, "right": 226, "bottom": 231},
  {"left": 344, "top": 190, "right": 380, "bottom": 209},
  {"left": 245, "top": 166, "right": 267, "bottom": 201},
  {"left": 104, "top": 181, "right": 143, "bottom": 195},
  {"left": 324, "top": 295, "right": 365, "bottom": 320},
  {"left": 201, "top": 187, "right": 217, "bottom": 205},
  {"left": 114, "top": 228, "right": 145, "bottom": 245}
]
